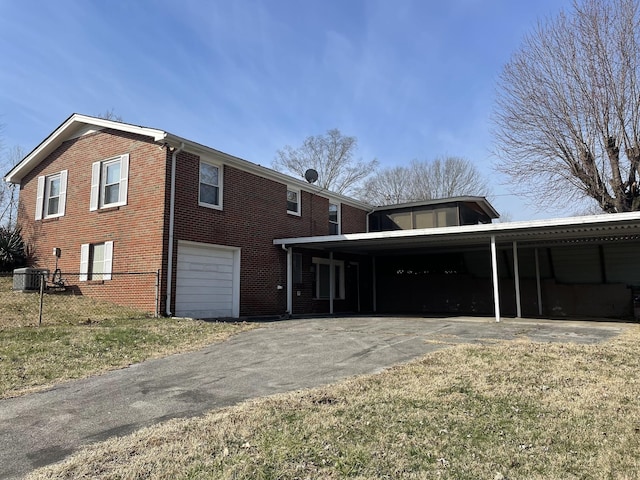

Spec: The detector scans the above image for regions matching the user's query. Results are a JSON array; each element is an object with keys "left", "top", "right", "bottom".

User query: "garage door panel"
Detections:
[
  {"left": 175, "top": 242, "right": 239, "bottom": 318},
  {"left": 179, "top": 259, "right": 233, "bottom": 273},
  {"left": 175, "top": 285, "right": 233, "bottom": 296},
  {"left": 176, "top": 271, "right": 234, "bottom": 283}
]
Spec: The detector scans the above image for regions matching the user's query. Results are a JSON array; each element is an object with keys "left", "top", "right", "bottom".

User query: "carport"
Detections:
[{"left": 274, "top": 212, "right": 640, "bottom": 321}]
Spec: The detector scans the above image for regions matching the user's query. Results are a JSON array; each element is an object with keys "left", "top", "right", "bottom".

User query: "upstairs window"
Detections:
[
  {"left": 79, "top": 241, "right": 113, "bottom": 281},
  {"left": 35, "top": 170, "right": 68, "bottom": 220},
  {"left": 329, "top": 202, "right": 340, "bottom": 234},
  {"left": 199, "top": 160, "right": 222, "bottom": 209},
  {"left": 90, "top": 154, "right": 129, "bottom": 210},
  {"left": 287, "top": 188, "right": 300, "bottom": 215}
]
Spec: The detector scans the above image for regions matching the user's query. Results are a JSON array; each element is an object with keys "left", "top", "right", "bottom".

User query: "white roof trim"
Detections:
[
  {"left": 274, "top": 211, "right": 640, "bottom": 247},
  {"left": 161, "top": 133, "right": 372, "bottom": 210},
  {"left": 4, "top": 114, "right": 371, "bottom": 211},
  {"left": 371, "top": 196, "right": 500, "bottom": 219},
  {"left": 4, "top": 114, "right": 167, "bottom": 184}
]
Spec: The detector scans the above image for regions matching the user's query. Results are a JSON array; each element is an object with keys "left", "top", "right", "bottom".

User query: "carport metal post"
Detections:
[
  {"left": 491, "top": 235, "right": 501, "bottom": 322},
  {"left": 286, "top": 247, "right": 293, "bottom": 315},
  {"left": 329, "top": 251, "right": 334, "bottom": 314},
  {"left": 534, "top": 248, "right": 543, "bottom": 316},
  {"left": 372, "top": 256, "right": 377, "bottom": 312},
  {"left": 513, "top": 241, "right": 522, "bottom": 318}
]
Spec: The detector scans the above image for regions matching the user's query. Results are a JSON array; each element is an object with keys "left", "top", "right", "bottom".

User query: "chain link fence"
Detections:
[{"left": 1, "top": 270, "right": 160, "bottom": 326}]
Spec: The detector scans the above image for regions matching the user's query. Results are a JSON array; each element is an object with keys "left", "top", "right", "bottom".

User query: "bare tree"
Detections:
[
  {"left": 1, "top": 145, "right": 24, "bottom": 227},
  {"left": 358, "top": 157, "right": 491, "bottom": 206},
  {"left": 273, "top": 129, "right": 378, "bottom": 196},
  {"left": 356, "top": 165, "right": 413, "bottom": 205},
  {"left": 493, "top": 0, "right": 640, "bottom": 213},
  {"left": 95, "top": 109, "right": 124, "bottom": 122}
]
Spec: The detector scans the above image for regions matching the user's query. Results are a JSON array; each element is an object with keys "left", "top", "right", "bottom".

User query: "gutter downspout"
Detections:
[{"left": 165, "top": 142, "right": 185, "bottom": 316}]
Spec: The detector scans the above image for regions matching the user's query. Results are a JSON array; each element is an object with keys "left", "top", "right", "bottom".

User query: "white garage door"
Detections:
[{"left": 175, "top": 242, "right": 240, "bottom": 318}]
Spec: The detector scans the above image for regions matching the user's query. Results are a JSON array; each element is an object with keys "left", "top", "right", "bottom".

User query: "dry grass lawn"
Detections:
[
  {"left": 0, "top": 276, "right": 256, "bottom": 398},
  {"left": 26, "top": 325, "right": 640, "bottom": 479}
]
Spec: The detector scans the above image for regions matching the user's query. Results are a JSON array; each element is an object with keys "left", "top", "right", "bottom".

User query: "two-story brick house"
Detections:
[
  {"left": 10, "top": 114, "right": 640, "bottom": 321},
  {"left": 5, "top": 114, "right": 372, "bottom": 318}
]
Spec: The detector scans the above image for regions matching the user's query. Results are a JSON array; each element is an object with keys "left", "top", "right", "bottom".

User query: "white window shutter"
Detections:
[
  {"left": 90, "top": 161, "right": 100, "bottom": 211},
  {"left": 58, "top": 170, "right": 68, "bottom": 216},
  {"left": 103, "top": 241, "right": 113, "bottom": 281},
  {"left": 119, "top": 154, "right": 129, "bottom": 205},
  {"left": 35, "top": 176, "right": 45, "bottom": 220},
  {"left": 79, "top": 244, "right": 90, "bottom": 281}
]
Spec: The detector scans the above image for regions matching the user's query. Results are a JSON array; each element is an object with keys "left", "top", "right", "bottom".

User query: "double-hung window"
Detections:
[
  {"left": 79, "top": 241, "right": 113, "bottom": 281},
  {"left": 329, "top": 202, "right": 340, "bottom": 234},
  {"left": 199, "top": 160, "right": 222, "bottom": 209},
  {"left": 35, "top": 170, "right": 68, "bottom": 220},
  {"left": 312, "top": 257, "right": 345, "bottom": 299},
  {"left": 287, "top": 187, "right": 300, "bottom": 215},
  {"left": 90, "top": 154, "right": 129, "bottom": 210}
]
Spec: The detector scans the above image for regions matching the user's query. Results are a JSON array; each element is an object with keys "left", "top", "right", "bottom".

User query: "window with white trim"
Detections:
[
  {"left": 312, "top": 257, "right": 345, "bottom": 299},
  {"left": 35, "top": 170, "right": 68, "bottom": 220},
  {"left": 79, "top": 241, "right": 113, "bottom": 281},
  {"left": 90, "top": 154, "right": 129, "bottom": 210},
  {"left": 329, "top": 202, "right": 340, "bottom": 234},
  {"left": 287, "top": 187, "right": 300, "bottom": 215},
  {"left": 199, "top": 160, "right": 222, "bottom": 209}
]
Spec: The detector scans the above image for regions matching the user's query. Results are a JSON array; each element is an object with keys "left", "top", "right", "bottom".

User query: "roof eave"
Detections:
[
  {"left": 370, "top": 196, "right": 500, "bottom": 219},
  {"left": 273, "top": 211, "right": 640, "bottom": 248},
  {"left": 4, "top": 114, "right": 167, "bottom": 184},
  {"left": 161, "top": 133, "right": 373, "bottom": 211}
]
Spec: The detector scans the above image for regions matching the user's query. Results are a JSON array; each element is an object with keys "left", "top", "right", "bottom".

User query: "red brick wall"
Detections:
[
  {"left": 17, "top": 129, "right": 168, "bottom": 313},
  {"left": 18, "top": 128, "right": 371, "bottom": 317},
  {"left": 342, "top": 203, "right": 368, "bottom": 234},
  {"left": 170, "top": 151, "right": 370, "bottom": 316}
]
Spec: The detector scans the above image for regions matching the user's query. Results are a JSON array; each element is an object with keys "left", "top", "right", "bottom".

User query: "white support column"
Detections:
[
  {"left": 535, "top": 248, "right": 543, "bottom": 316},
  {"left": 329, "top": 251, "right": 334, "bottom": 315},
  {"left": 513, "top": 241, "right": 522, "bottom": 318},
  {"left": 372, "top": 256, "right": 377, "bottom": 313},
  {"left": 491, "top": 235, "right": 501, "bottom": 323},
  {"left": 286, "top": 247, "right": 293, "bottom": 315}
]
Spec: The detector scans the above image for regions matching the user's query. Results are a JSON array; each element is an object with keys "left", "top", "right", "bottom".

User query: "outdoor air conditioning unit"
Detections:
[{"left": 13, "top": 268, "right": 50, "bottom": 292}]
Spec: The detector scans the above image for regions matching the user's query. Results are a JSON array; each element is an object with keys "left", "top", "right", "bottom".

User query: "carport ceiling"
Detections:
[{"left": 274, "top": 212, "right": 640, "bottom": 254}]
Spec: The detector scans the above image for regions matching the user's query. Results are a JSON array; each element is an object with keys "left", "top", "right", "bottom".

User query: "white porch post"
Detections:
[
  {"left": 329, "top": 251, "right": 334, "bottom": 315},
  {"left": 534, "top": 248, "right": 543, "bottom": 316},
  {"left": 513, "top": 241, "right": 522, "bottom": 318},
  {"left": 286, "top": 247, "right": 293, "bottom": 315},
  {"left": 491, "top": 235, "right": 501, "bottom": 323}
]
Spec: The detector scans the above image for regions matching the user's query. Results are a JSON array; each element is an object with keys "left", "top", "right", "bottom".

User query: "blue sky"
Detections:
[{"left": 0, "top": 0, "right": 575, "bottom": 220}]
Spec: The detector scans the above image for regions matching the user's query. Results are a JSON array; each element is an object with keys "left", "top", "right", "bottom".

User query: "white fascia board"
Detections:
[
  {"left": 4, "top": 113, "right": 167, "bottom": 184},
  {"left": 273, "top": 211, "right": 640, "bottom": 246},
  {"left": 70, "top": 114, "right": 167, "bottom": 141},
  {"left": 162, "top": 133, "right": 372, "bottom": 211}
]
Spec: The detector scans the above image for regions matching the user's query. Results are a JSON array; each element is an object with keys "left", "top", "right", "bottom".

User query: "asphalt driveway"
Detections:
[{"left": 0, "top": 315, "right": 627, "bottom": 479}]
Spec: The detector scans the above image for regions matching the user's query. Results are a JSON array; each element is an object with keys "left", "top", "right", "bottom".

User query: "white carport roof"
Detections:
[
  {"left": 275, "top": 212, "right": 640, "bottom": 321},
  {"left": 274, "top": 211, "right": 640, "bottom": 253}
]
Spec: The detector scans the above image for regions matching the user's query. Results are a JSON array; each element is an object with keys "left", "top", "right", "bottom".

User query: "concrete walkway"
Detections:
[{"left": 0, "top": 316, "right": 626, "bottom": 479}]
